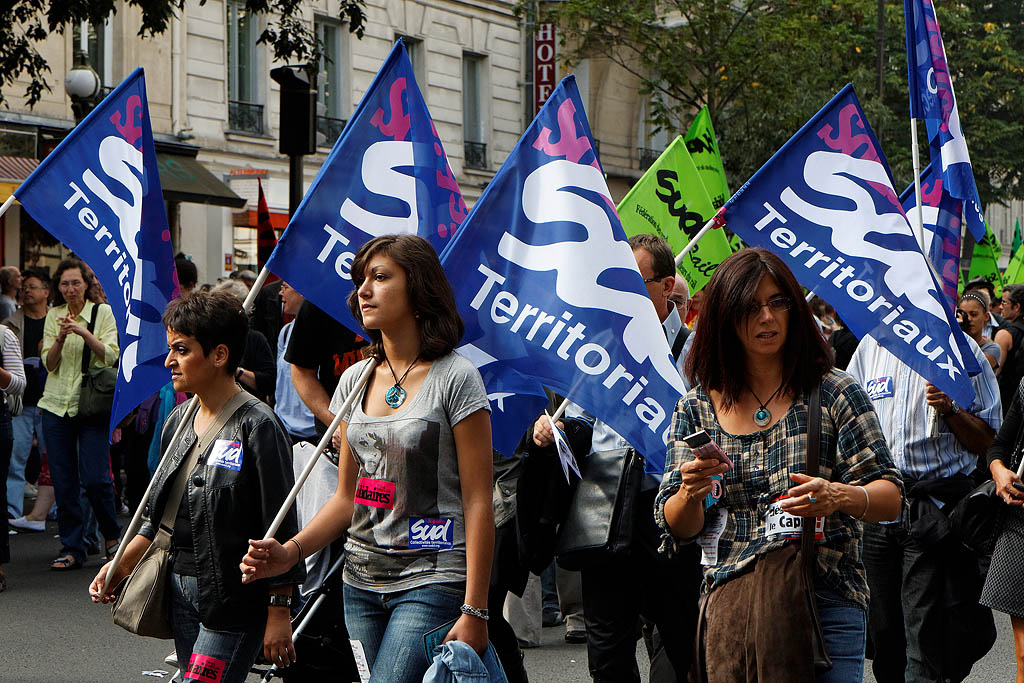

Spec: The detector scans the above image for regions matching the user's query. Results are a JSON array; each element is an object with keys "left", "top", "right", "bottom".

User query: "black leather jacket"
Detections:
[{"left": 139, "top": 396, "right": 305, "bottom": 630}]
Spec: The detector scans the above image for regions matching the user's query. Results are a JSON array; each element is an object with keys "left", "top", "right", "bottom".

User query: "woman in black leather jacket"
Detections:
[{"left": 90, "top": 291, "right": 304, "bottom": 682}]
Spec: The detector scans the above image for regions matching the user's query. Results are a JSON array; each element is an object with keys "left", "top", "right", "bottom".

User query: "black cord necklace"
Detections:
[
  {"left": 384, "top": 354, "right": 420, "bottom": 408},
  {"left": 748, "top": 382, "right": 784, "bottom": 427}
]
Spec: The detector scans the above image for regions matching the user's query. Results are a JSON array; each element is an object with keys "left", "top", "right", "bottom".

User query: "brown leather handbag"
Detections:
[{"left": 695, "top": 385, "right": 832, "bottom": 682}]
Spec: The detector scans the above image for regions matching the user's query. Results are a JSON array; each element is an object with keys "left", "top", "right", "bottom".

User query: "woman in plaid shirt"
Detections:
[{"left": 655, "top": 249, "right": 902, "bottom": 683}]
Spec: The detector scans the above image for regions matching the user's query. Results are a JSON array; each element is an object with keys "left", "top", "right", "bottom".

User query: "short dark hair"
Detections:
[
  {"left": 162, "top": 291, "right": 248, "bottom": 373},
  {"left": 685, "top": 248, "right": 833, "bottom": 409},
  {"left": 20, "top": 268, "right": 48, "bottom": 287},
  {"left": 175, "top": 253, "right": 198, "bottom": 289},
  {"left": 51, "top": 257, "right": 96, "bottom": 306},
  {"left": 347, "top": 235, "right": 464, "bottom": 361},
  {"left": 965, "top": 278, "right": 996, "bottom": 300},
  {"left": 1005, "top": 284, "right": 1024, "bottom": 308},
  {"left": 628, "top": 233, "right": 675, "bottom": 279}
]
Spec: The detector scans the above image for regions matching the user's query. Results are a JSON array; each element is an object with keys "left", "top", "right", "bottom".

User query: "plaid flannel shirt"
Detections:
[{"left": 655, "top": 369, "right": 903, "bottom": 609}]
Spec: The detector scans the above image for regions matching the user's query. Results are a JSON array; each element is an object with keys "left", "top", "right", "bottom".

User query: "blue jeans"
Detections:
[
  {"left": 815, "top": 585, "right": 866, "bottom": 683},
  {"left": 170, "top": 572, "right": 265, "bottom": 683},
  {"left": 6, "top": 405, "right": 44, "bottom": 517},
  {"left": 344, "top": 582, "right": 465, "bottom": 683},
  {"left": 42, "top": 409, "right": 120, "bottom": 563}
]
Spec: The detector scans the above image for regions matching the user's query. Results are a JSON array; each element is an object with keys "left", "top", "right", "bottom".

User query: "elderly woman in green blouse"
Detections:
[{"left": 39, "top": 257, "right": 120, "bottom": 572}]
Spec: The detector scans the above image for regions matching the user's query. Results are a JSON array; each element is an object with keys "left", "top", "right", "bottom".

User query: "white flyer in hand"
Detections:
[{"left": 547, "top": 412, "right": 581, "bottom": 483}]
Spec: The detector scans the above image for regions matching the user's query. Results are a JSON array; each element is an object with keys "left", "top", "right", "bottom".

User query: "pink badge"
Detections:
[
  {"left": 184, "top": 653, "right": 226, "bottom": 683},
  {"left": 354, "top": 477, "right": 396, "bottom": 509}
]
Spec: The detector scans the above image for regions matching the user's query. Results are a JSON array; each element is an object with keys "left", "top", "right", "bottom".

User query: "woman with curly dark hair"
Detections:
[
  {"left": 655, "top": 248, "right": 903, "bottom": 682},
  {"left": 241, "top": 235, "right": 495, "bottom": 683}
]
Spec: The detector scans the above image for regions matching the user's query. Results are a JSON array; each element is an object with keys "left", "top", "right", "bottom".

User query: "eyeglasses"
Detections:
[
  {"left": 642, "top": 275, "right": 671, "bottom": 284},
  {"left": 746, "top": 297, "right": 792, "bottom": 317},
  {"left": 19, "top": 285, "right": 46, "bottom": 292},
  {"left": 58, "top": 280, "right": 84, "bottom": 289}
]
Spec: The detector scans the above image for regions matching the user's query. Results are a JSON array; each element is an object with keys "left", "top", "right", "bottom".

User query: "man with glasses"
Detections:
[
  {"left": 531, "top": 234, "right": 700, "bottom": 683},
  {"left": 5, "top": 269, "right": 49, "bottom": 522}
]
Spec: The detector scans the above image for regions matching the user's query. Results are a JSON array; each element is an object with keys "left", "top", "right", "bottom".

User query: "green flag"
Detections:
[
  {"left": 617, "top": 136, "right": 732, "bottom": 294},
  {"left": 1005, "top": 244, "right": 1024, "bottom": 285},
  {"left": 1014, "top": 218, "right": 1022, "bottom": 256},
  {"left": 684, "top": 106, "right": 730, "bottom": 210},
  {"left": 968, "top": 223, "right": 1005, "bottom": 297},
  {"left": 729, "top": 232, "right": 744, "bottom": 253}
]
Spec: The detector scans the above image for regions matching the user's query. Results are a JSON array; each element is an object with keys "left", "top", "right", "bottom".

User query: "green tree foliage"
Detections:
[
  {"left": 0, "top": 0, "right": 367, "bottom": 108},
  {"left": 536, "top": 0, "right": 1024, "bottom": 206}
]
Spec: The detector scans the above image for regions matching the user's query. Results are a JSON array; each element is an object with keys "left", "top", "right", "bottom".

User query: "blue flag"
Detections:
[
  {"left": 899, "top": 163, "right": 962, "bottom": 311},
  {"left": 721, "top": 84, "right": 980, "bottom": 409},
  {"left": 905, "top": 0, "right": 984, "bottom": 241},
  {"left": 266, "top": 40, "right": 467, "bottom": 332},
  {"left": 15, "top": 68, "right": 179, "bottom": 437},
  {"left": 440, "top": 77, "right": 686, "bottom": 472}
]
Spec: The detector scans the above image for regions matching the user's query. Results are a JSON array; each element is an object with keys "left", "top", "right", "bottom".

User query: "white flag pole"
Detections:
[
  {"left": 262, "top": 358, "right": 377, "bottom": 539},
  {"left": 104, "top": 263, "right": 276, "bottom": 594},
  {"left": 549, "top": 216, "right": 721, "bottom": 426},
  {"left": 0, "top": 195, "right": 17, "bottom": 222}
]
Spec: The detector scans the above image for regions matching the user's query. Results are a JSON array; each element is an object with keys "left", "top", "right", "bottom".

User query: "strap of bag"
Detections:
[
  {"left": 801, "top": 384, "right": 821, "bottom": 566},
  {"left": 671, "top": 325, "right": 690, "bottom": 362},
  {"left": 156, "top": 390, "right": 253, "bottom": 532},
  {"left": 80, "top": 303, "right": 100, "bottom": 376}
]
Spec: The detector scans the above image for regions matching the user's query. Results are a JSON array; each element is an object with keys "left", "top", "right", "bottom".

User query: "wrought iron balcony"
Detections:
[
  {"left": 464, "top": 141, "right": 488, "bottom": 170},
  {"left": 229, "top": 100, "right": 265, "bottom": 136},
  {"left": 317, "top": 115, "right": 348, "bottom": 147},
  {"left": 638, "top": 146, "right": 663, "bottom": 170}
]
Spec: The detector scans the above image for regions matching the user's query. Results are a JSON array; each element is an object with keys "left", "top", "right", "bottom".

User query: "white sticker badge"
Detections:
[
  {"left": 764, "top": 497, "right": 824, "bottom": 540},
  {"left": 698, "top": 507, "right": 729, "bottom": 566}
]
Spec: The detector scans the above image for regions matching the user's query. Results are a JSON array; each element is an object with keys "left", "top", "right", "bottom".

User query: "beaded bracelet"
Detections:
[{"left": 460, "top": 603, "right": 489, "bottom": 621}]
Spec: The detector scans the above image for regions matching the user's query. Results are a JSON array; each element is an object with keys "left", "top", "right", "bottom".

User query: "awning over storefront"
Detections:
[
  {"left": 156, "top": 153, "right": 246, "bottom": 208},
  {"left": 0, "top": 153, "right": 245, "bottom": 209}
]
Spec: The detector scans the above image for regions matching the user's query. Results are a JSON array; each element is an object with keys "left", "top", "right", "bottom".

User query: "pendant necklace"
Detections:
[
  {"left": 384, "top": 354, "right": 419, "bottom": 408},
  {"left": 748, "top": 382, "right": 784, "bottom": 427}
]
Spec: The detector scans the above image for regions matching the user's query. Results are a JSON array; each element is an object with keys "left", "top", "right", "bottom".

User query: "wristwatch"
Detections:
[
  {"left": 268, "top": 593, "right": 294, "bottom": 608},
  {"left": 947, "top": 400, "right": 961, "bottom": 416}
]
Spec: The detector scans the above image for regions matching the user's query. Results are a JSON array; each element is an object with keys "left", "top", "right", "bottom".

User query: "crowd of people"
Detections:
[{"left": 4, "top": 237, "right": 1024, "bottom": 683}]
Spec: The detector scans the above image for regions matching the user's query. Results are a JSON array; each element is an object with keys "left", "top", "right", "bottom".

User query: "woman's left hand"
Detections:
[
  {"left": 264, "top": 607, "right": 296, "bottom": 668},
  {"left": 779, "top": 473, "right": 841, "bottom": 517},
  {"left": 443, "top": 613, "right": 488, "bottom": 655},
  {"left": 59, "top": 316, "right": 87, "bottom": 339}
]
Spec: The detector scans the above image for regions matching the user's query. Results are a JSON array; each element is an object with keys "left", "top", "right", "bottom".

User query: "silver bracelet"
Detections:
[
  {"left": 855, "top": 486, "right": 870, "bottom": 521},
  {"left": 460, "top": 603, "right": 489, "bottom": 621}
]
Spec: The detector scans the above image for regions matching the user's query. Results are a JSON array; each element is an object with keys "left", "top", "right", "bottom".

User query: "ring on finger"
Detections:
[{"left": 807, "top": 495, "right": 818, "bottom": 504}]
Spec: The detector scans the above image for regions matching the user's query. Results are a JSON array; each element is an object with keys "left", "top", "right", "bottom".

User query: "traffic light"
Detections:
[{"left": 270, "top": 65, "right": 316, "bottom": 156}]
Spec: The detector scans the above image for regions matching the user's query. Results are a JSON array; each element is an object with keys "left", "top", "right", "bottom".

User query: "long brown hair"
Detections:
[
  {"left": 347, "top": 235, "right": 464, "bottom": 361},
  {"left": 685, "top": 248, "right": 832, "bottom": 408}
]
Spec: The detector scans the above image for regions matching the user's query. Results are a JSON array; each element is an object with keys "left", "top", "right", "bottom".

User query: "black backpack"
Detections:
[{"left": 998, "top": 319, "right": 1024, "bottom": 411}]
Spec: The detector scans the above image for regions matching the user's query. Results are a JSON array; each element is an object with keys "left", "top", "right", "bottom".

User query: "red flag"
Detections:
[{"left": 256, "top": 178, "right": 278, "bottom": 281}]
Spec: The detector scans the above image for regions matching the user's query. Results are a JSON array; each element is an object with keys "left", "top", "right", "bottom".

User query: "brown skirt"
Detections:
[{"left": 697, "top": 544, "right": 822, "bottom": 683}]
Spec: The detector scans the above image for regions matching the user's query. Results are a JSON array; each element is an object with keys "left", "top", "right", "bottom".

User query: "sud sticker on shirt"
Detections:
[
  {"left": 865, "top": 376, "right": 894, "bottom": 400},
  {"left": 207, "top": 440, "right": 243, "bottom": 471},
  {"left": 409, "top": 517, "right": 454, "bottom": 550}
]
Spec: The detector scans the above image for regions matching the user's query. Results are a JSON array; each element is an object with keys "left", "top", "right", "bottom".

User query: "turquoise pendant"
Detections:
[
  {"left": 385, "top": 384, "right": 407, "bottom": 408},
  {"left": 753, "top": 407, "right": 771, "bottom": 427}
]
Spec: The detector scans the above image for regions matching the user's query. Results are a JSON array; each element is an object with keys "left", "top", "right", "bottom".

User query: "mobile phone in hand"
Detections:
[
  {"left": 682, "top": 430, "right": 734, "bottom": 469},
  {"left": 1011, "top": 482, "right": 1024, "bottom": 494}
]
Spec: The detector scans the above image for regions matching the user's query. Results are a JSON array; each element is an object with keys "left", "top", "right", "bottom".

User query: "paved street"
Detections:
[{"left": 1, "top": 517, "right": 1016, "bottom": 682}]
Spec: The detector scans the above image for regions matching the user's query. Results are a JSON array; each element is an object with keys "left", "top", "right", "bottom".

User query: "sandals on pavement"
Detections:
[{"left": 50, "top": 554, "right": 83, "bottom": 571}]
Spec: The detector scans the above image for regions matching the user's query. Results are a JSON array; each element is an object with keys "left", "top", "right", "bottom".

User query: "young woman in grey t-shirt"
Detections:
[{"left": 241, "top": 235, "right": 494, "bottom": 683}]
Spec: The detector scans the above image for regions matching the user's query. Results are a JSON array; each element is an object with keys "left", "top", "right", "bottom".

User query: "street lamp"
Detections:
[{"left": 64, "top": 49, "right": 101, "bottom": 123}]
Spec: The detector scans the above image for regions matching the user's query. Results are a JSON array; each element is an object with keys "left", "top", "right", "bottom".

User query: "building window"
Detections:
[
  {"left": 72, "top": 20, "right": 109, "bottom": 87},
  {"left": 227, "top": 0, "right": 263, "bottom": 134},
  {"left": 463, "top": 53, "right": 487, "bottom": 170},
  {"left": 316, "top": 17, "right": 348, "bottom": 147},
  {"left": 395, "top": 34, "right": 426, "bottom": 87}
]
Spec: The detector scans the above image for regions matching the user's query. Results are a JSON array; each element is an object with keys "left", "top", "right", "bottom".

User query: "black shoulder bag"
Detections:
[{"left": 78, "top": 304, "right": 117, "bottom": 420}]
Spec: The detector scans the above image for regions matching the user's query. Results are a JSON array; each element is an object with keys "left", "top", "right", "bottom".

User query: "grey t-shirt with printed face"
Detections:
[{"left": 330, "top": 351, "right": 490, "bottom": 592}]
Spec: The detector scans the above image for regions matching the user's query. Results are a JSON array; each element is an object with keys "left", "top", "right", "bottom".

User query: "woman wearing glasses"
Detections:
[
  {"left": 38, "top": 257, "right": 121, "bottom": 572},
  {"left": 655, "top": 248, "right": 903, "bottom": 682}
]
